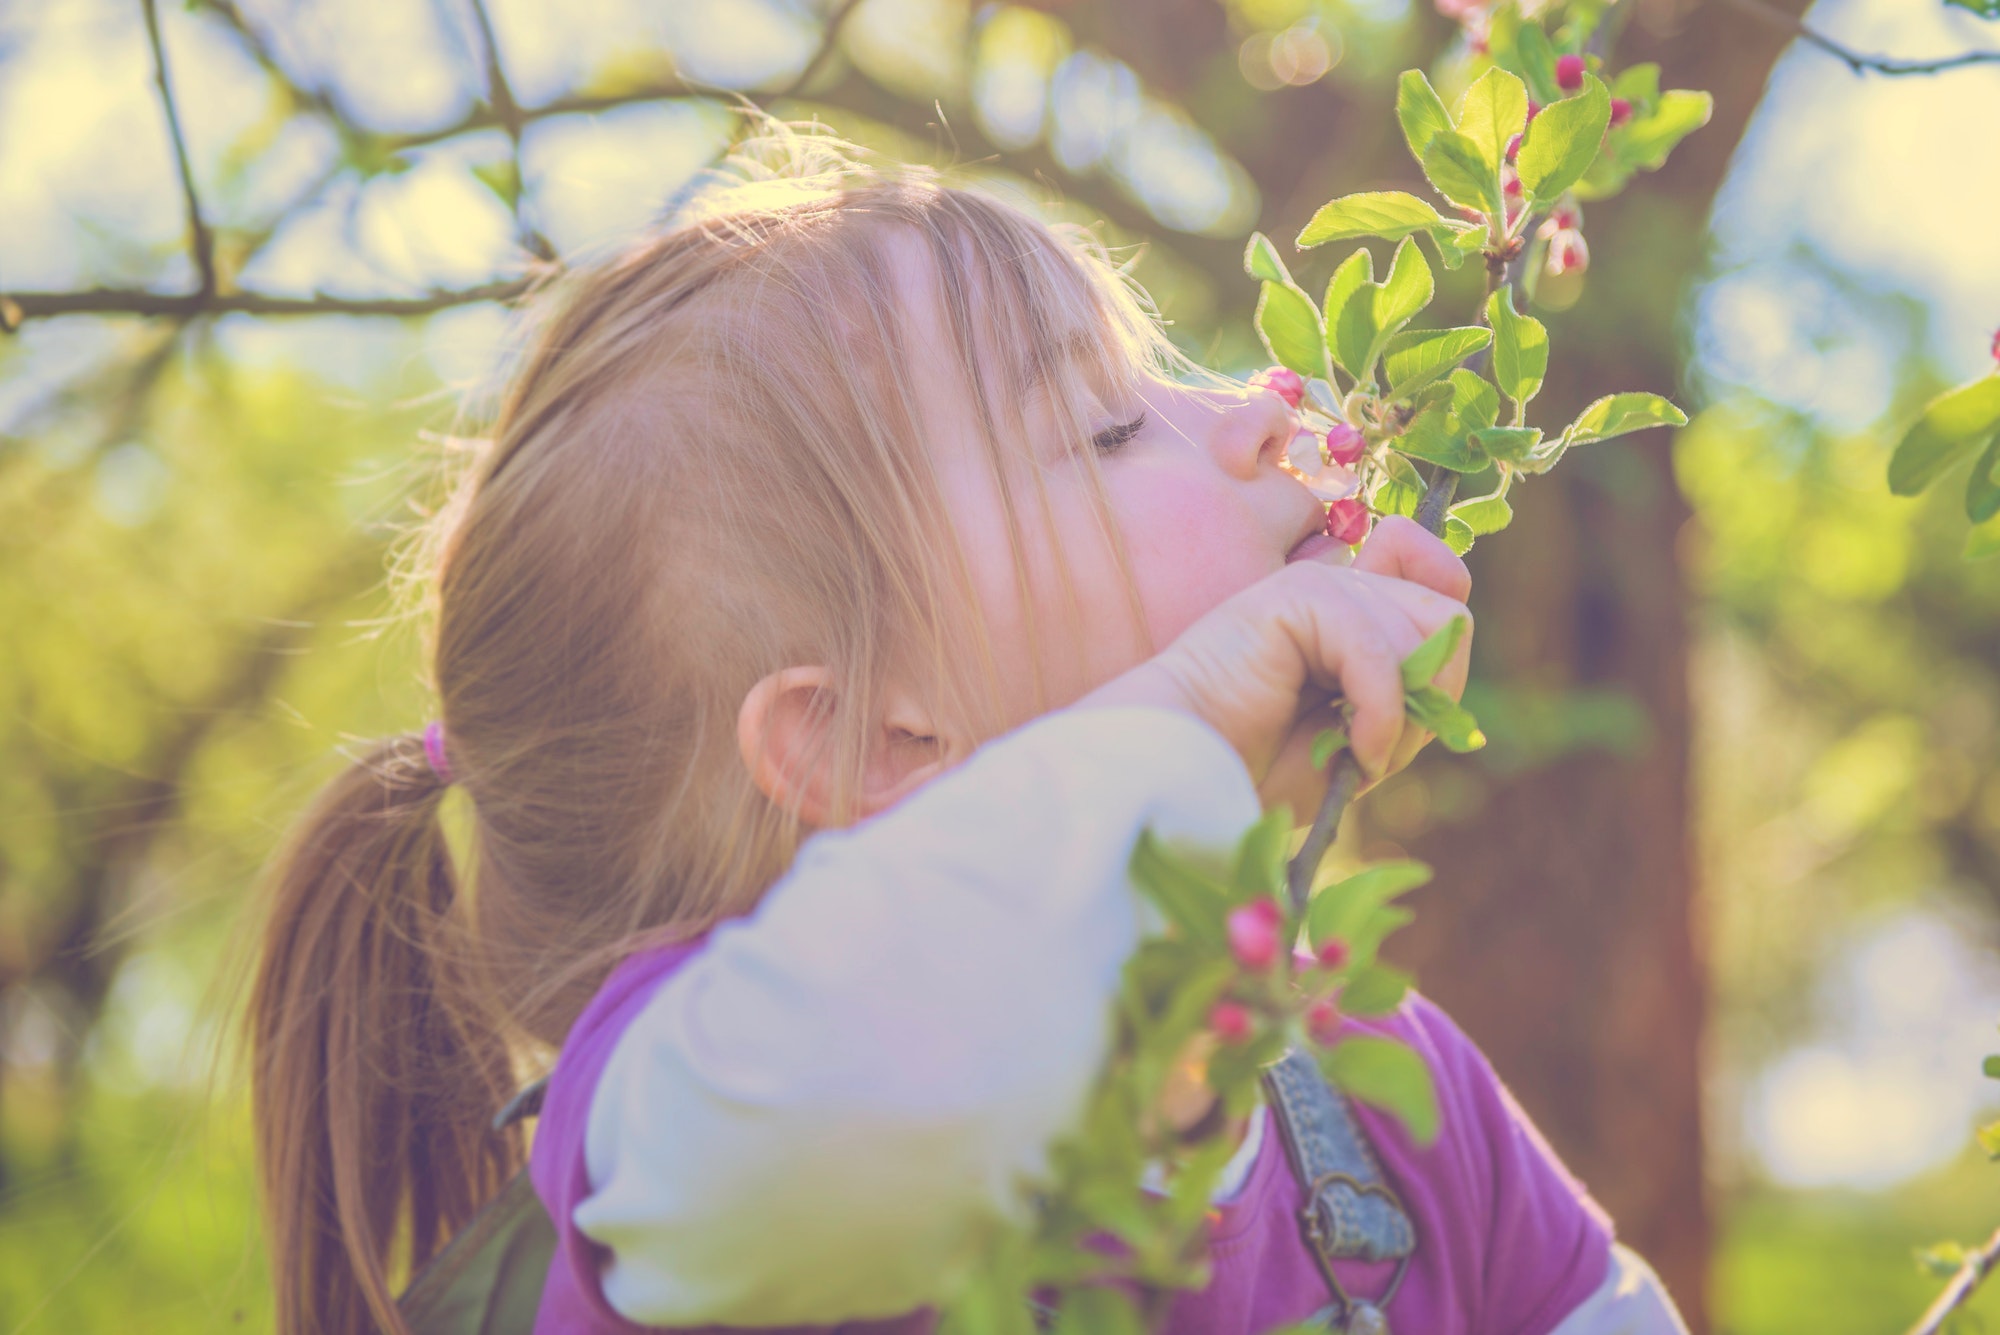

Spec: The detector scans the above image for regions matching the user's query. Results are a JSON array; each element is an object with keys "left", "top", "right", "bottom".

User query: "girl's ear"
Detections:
[{"left": 737, "top": 668, "right": 951, "bottom": 827}]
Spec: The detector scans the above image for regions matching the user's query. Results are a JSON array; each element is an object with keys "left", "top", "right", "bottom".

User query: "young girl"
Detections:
[{"left": 248, "top": 129, "right": 1687, "bottom": 1335}]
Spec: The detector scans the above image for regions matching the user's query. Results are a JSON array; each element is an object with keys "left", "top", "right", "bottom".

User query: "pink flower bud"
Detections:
[
  {"left": 1609, "top": 97, "right": 1634, "bottom": 127},
  {"left": 1305, "top": 997, "right": 1342, "bottom": 1047},
  {"left": 1210, "top": 1001, "right": 1254, "bottom": 1044},
  {"left": 1549, "top": 230, "right": 1589, "bottom": 276},
  {"left": 1316, "top": 937, "right": 1351, "bottom": 970},
  {"left": 1323, "top": 422, "right": 1366, "bottom": 467},
  {"left": 1326, "top": 497, "right": 1371, "bottom": 546},
  {"left": 1991, "top": 327, "right": 2000, "bottom": 364},
  {"left": 1249, "top": 365, "right": 1305, "bottom": 408},
  {"left": 1556, "top": 54, "right": 1585, "bottom": 92},
  {"left": 1526, "top": 99, "right": 1542, "bottom": 122},
  {"left": 1226, "top": 900, "right": 1283, "bottom": 971},
  {"left": 1505, "top": 133, "right": 1521, "bottom": 164},
  {"left": 1504, "top": 175, "right": 1522, "bottom": 198},
  {"left": 1551, "top": 207, "right": 1579, "bottom": 230}
]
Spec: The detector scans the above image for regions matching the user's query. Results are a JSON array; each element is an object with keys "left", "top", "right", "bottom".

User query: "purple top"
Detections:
[{"left": 529, "top": 941, "right": 1613, "bottom": 1335}]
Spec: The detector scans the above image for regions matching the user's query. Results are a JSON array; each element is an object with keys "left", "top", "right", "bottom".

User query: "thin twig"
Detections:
[
  {"left": 1413, "top": 467, "right": 1460, "bottom": 534},
  {"left": 1286, "top": 753, "right": 1367, "bottom": 915},
  {"left": 458, "top": 0, "right": 555, "bottom": 261},
  {"left": 789, "top": 0, "right": 867, "bottom": 95},
  {"left": 1906, "top": 1224, "right": 2000, "bottom": 1335},
  {"left": 1725, "top": 0, "right": 2000, "bottom": 75},
  {"left": 141, "top": 0, "right": 215, "bottom": 298}
]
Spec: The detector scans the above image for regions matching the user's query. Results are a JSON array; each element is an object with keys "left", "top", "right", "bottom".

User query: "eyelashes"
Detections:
[{"left": 1090, "top": 413, "right": 1147, "bottom": 454}]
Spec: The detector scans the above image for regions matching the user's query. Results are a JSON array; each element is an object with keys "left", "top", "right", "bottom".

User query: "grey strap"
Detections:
[{"left": 1262, "top": 1048, "right": 1416, "bottom": 1331}]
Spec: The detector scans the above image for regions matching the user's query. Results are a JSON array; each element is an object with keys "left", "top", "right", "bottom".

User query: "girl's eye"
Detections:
[{"left": 1090, "top": 414, "right": 1146, "bottom": 454}]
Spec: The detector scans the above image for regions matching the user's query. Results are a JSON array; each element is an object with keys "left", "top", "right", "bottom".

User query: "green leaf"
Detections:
[
  {"left": 1562, "top": 391, "right": 1687, "bottom": 446},
  {"left": 1396, "top": 69, "right": 1454, "bottom": 164},
  {"left": 1383, "top": 327, "right": 1492, "bottom": 400},
  {"left": 1619, "top": 89, "right": 1713, "bottom": 171},
  {"left": 1256, "top": 280, "right": 1328, "bottom": 381},
  {"left": 1888, "top": 375, "right": 2000, "bottom": 495},
  {"left": 1372, "top": 454, "right": 1424, "bottom": 517},
  {"left": 1311, "top": 728, "right": 1348, "bottom": 769},
  {"left": 1400, "top": 614, "right": 1468, "bottom": 690},
  {"left": 1399, "top": 402, "right": 1485, "bottom": 472},
  {"left": 1946, "top": 0, "right": 2000, "bottom": 15},
  {"left": 1967, "top": 434, "right": 2000, "bottom": 523},
  {"left": 1339, "top": 964, "right": 1414, "bottom": 1017},
  {"left": 1470, "top": 426, "right": 1542, "bottom": 462},
  {"left": 1372, "top": 237, "right": 1435, "bottom": 343},
  {"left": 1455, "top": 67, "right": 1529, "bottom": 172},
  {"left": 1128, "top": 831, "right": 1228, "bottom": 945},
  {"left": 1443, "top": 515, "right": 1475, "bottom": 555},
  {"left": 1324, "top": 249, "right": 1377, "bottom": 379},
  {"left": 1243, "top": 231, "right": 1291, "bottom": 283},
  {"left": 1051, "top": 1287, "right": 1145, "bottom": 1335},
  {"left": 1515, "top": 25, "right": 1561, "bottom": 104},
  {"left": 1610, "top": 62, "right": 1662, "bottom": 108},
  {"left": 1916, "top": 1242, "right": 1970, "bottom": 1278},
  {"left": 1980, "top": 1117, "right": 2000, "bottom": 1161},
  {"left": 1451, "top": 494, "right": 1514, "bottom": 535},
  {"left": 1984, "top": 1054, "right": 2000, "bottom": 1080},
  {"left": 1449, "top": 368, "right": 1499, "bottom": 433},
  {"left": 1487, "top": 289, "right": 1548, "bottom": 414},
  {"left": 1405, "top": 685, "right": 1487, "bottom": 751},
  {"left": 1307, "top": 860, "right": 1433, "bottom": 951},
  {"left": 1322, "top": 1036, "right": 1439, "bottom": 1144},
  {"left": 1421, "top": 130, "right": 1499, "bottom": 215},
  {"left": 1969, "top": 510, "right": 2000, "bottom": 561},
  {"left": 1437, "top": 224, "right": 1487, "bottom": 271},
  {"left": 1516, "top": 74, "right": 1610, "bottom": 204},
  {"left": 1298, "top": 192, "right": 1450, "bottom": 248},
  {"left": 1232, "top": 808, "right": 1293, "bottom": 902}
]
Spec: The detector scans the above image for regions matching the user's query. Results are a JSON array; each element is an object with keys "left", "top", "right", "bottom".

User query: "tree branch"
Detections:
[
  {"left": 312, "top": 0, "right": 865, "bottom": 158},
  {"left": 1907, "top": 1224, "right": 2000, "bottom": 1335},
  {"left": 1724, "top": 0, "right": 2000, "bottom": 75},
  {"left": 3, "top": 281, "right": 532, "bottom": 322},
  {"left": 141, "top": 0, "right": 216, "bottom": 298},
  {"left": 1, "top": 0, "right": 879, "bottom": 328}
]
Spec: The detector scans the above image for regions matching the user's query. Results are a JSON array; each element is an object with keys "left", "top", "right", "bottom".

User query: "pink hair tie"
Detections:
[{"left": 421, "top": 720, "right": 455, "bottom": 785}]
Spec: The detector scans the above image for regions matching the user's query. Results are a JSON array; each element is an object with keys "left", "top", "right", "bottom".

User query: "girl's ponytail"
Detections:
[{"left": 249, "top": 734, "right": 521, "bottom": 1335}]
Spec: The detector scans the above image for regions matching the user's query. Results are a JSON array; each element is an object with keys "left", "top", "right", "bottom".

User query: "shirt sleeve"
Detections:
[
  {"left": 1395, "top": 996, "right": 1624, "bottom": 1335},
  {"left": 1543, "top": 1245, "right": 1689, "bottom": 1335},
  {"left": 574, "top": 706, "right": 1261, "bottom": 1327}
]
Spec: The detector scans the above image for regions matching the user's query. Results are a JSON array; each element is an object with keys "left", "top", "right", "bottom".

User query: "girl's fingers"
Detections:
[
  {"left": 1292, "top": 570, "right": 1407, "bottom": 776},
  {"left": 1352, "top": 515, "right": 1472, "bottom": 602}
]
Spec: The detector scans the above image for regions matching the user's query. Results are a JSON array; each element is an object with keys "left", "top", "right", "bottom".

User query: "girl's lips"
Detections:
[{"left": 1285, "top": 530, "right": 1340, "bottom": 564}]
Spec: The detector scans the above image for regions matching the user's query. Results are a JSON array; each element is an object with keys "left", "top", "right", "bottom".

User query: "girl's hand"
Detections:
[{"left": 1078, "top": 516, "right": 1472, "bottom": 816}]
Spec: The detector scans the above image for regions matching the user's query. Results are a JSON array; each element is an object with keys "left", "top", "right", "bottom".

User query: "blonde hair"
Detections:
[{"left": 246, "top": 122, "right": 1189, "bottom": 1335}]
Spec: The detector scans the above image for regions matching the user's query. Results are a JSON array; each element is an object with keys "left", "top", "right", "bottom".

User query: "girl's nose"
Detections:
[{"left": 1208, "top": 383, "right": 1298, "bottom": 478}]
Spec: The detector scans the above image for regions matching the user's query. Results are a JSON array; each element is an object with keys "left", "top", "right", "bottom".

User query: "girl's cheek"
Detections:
[{"left": 1114, "top": 471, "right": 1276, "bottom": 646}]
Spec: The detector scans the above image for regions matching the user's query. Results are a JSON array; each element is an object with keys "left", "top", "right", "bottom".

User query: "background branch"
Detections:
[{"left": 1725, "top": 0, "right": 2000, "bottom": 74}]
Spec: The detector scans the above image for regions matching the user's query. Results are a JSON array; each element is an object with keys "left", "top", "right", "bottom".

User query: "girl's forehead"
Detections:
[{"left": 876, "top": 226, "right": 1117, "bottom": 420}]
